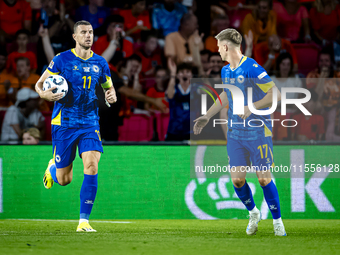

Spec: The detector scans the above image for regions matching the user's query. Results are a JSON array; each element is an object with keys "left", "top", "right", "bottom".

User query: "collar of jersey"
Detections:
[
  {"left": 71, "top": 48, "right": 93, "bottom": 60},
  {"left": 230, "top": 55, "right": 247, "bottom": 71}
]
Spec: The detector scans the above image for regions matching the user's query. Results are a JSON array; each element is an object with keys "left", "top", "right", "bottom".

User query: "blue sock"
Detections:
[
  {"left": 49, "top": 164, "right": 59, "bottom": 184},
  {"left": 80, "top": 174, "right": 98, "bottom": 220},
  {"left": 234, "top": 181, "right": 256, "bottom": 211},
  {"left": 261, "top": 180, "right": 281, "bottom": 219}
]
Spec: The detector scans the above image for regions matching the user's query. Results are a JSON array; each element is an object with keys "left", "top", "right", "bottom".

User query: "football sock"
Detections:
[
  {"left": 80, "top": 174, "right": 98, "bottom": 221},
  {"left": 234, "top": 181, "right": 256, "bottom": 211},
  {"left": 261, "top": 180, "right": 281, "bottom": 219},
  {"left": 49, "top": 164, "right": 59, "bottom": 184}
]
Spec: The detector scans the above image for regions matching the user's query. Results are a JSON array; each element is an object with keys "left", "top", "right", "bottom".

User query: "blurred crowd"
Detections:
[{"left": 0, "top": 0, "right": 340, "bottom": 142}]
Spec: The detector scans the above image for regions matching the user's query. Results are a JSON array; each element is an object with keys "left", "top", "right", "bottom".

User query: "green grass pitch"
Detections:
[{"left": 0, "top": 219, "right": 339, "bottom": 255}]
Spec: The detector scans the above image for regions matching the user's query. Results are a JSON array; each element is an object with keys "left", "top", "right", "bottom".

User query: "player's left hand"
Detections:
[
  {"left": 238, "top": 106, "right": 251, "bottom": 120},
  {"left": 105, "top": 89, "right": 117, "bottom": 104}
]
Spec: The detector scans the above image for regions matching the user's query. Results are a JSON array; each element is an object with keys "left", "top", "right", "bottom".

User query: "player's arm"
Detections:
[
  {"left": 35, "top": 70, "right": 64, "bottom": 102},
  {"left": 193, "top": 90, "right": 229, "bottom": 135}
]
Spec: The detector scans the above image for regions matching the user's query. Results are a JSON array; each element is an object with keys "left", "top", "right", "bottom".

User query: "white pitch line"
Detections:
[{"left": 5, "top": 219, "right": 133, "bottom": 223}]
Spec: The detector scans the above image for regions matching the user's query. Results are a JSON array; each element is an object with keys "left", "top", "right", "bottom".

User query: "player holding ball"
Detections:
[{"left": 35, "top": 20, "right": 117, "bottom": 232}]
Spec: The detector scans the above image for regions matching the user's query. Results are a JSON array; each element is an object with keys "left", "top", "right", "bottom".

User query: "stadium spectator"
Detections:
[
  {"left": 307, "top": 48, "right": 334, "bottom": 90},
  {"left": 205, "top": 15, "right": 230, "bottom": 53},
  {"left": 292, "top": 90, "right": 325, "bottom": 141},
  {"left": 152, "top": 0, "right": 187, "bottom": 37},
  {"left": 97, "top": 69, "right": 167, "bottom": 141},
  {"left": 22, "top": 127, "right": 40, "bottom": 144},
  {"left": 1, "top": 88, "right": 45, "bottom": 142},
  {"left": 6, "top": 29, "right": 37, "bottom": 74},
  {"left": 0, "top": 0, "right": 32, "bottom": 44},
  {"left": 324, "top": 62, "right": 340, "bottom": 141},
  {"left": 11, "top": 57, "right": 40, "bottom": 90},
  {"left": 145, "top": 66, "right": 169, "bottom": 112},
  {"left": 119, "top": 0, "right": 151, "bottom": 42},
  {"left": 75, "top": 0, "right": 109, "bottom": 30},
  {"left": 92, "top": 15, "right": 133, "bottom": 67},
  {"left": 208, "top": 52, "right": 224, "bottom": 79},
  {"left": 271, "top": 52, "right": 302, "bottom": 140},
  {"left": 241, "top": 0, "right": 277, "bottom": 45},
  {"left": 273, "top": 0, "right": 310, "bottom": 42},
  {"left": 310, "top": 0, "right": 340, "bottom": 44},
  {"left": 135, "top": 30, "right": 163, "bottom": 79},
  {"left": 200, "top": 49, "right": 212, "bottom": 75},
  {"left": 254, "top": 34, "right": 298, "bottom": 73},
  {"left": 164, "top": 13, "right": 203, "bottom": 70},
  {"left": 165, "top": 59, "right": 192, "bottom": 141}
]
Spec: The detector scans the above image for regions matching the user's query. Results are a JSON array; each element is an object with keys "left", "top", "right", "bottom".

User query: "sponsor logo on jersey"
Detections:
[
  {"left": 230, "top": 78, "right": 235, "bottom": 84},
  {"left": 258, "top": 71, "right": 267, "bottom": 80},
  {"left": 83, "top": 67, "right": 90, "bottom": 72},
  {"left": 73, "top": 65, "right": 79, "bottom": 70},
  {"left": 93, "top": 65, "right": 99, "bottom": 73},
  {"left": 237, "top": 75, "right": 244, "bottom": 83}
]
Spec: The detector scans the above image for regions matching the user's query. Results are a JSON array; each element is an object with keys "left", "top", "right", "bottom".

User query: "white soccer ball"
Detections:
[{"left": 43, "top": 75, "right": 68, "bottom": 98}]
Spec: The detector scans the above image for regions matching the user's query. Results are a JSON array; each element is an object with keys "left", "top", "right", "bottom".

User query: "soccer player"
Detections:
[
  {"left": 193, "top": 28, "right": 286, "bottom": 236},
  {"left": 35, "top": 20, "right": 117, "bottom": 232}
]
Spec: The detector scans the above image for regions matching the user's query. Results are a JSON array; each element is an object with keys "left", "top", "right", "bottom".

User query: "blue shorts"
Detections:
[
  {"left": 52, "top": 125, "right": 103, "bottom": 168},
  {"left": 227, "top": 134, "right": 274, "bottom": 170}
]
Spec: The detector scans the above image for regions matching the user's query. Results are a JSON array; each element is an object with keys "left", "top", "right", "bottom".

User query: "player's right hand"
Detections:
[
  {"left": 39, "top": 86, "right": 64, "bottom": 102},
  {"left": 193, "top": 116, "right": 210, "bottom": 135}
]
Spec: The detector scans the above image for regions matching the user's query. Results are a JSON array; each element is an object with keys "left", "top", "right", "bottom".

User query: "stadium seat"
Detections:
[
  {"left": 293, "top": 43, "right": 321, "bottom": 76},
  {"left": 42, "top": 111, "right": 52, "bottom": 141},
  {"left": 118, "top": 114, "right": 154, "bottom": 141},
  {"left": 155, "top": 113, "right": 170, "bottom": 141}
]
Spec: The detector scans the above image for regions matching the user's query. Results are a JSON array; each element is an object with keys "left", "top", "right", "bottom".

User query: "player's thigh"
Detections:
[
  {"left": 52, "top": 125, "right": 78, "bottom": 171},
  {"left": 78, "top": 126, "right": 103, "bottom": 175}
]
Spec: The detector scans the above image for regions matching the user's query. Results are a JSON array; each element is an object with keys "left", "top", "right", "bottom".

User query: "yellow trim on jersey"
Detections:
[
  {"left": 71, "top": 48, "right": 93, "bottom": 60},
  {"left": 269, "top": 147, "right": 274, "bottom": 167},
  {"left": 53, "top": 146, "right": 56, "bottom": 161},
  {"left": 264, "top": 124, "right": 272, "bottom": 137},
  {"left": 51, "top": 110, "right": 61, "bottom": 125},
  {"left": 230, "top": 56, "right": 247, "bottom": 71},
  {"left": 256, "top": 81, "right": 275, "bottom": 93},
  {"left": 47, "top": 69, "right": 59, "bottom": 75},
  {"left": 101, "top": 75, "right": 113, "bottom": 89}
]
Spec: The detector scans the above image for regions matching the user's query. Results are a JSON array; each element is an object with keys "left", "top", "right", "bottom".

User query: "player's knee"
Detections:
[
  {"left": 233, "top": 178, "right": 246, "bottom": 188},
  {"left": 84, "top": 161, "right": 98, "bottom": 175},
  {"left": 258, "top": 177, "right": 271, "bottom": 187}
]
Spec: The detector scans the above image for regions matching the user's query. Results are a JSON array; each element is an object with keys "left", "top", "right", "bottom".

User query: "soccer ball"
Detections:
[{"left": 43, "top": 75, "right": 68, "bottom": 98}]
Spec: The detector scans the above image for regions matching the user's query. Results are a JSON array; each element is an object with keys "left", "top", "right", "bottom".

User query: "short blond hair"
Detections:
[
  {"left": 215, "top": 28, "right": 242, "bottom": 46},
  {"left": 22, "top": 127, "right": 40, "bottom": 140}
]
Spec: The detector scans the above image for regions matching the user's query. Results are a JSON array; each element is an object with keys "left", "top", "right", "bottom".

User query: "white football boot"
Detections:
[
  {"left": 246, "top": 210, "right": 261, "bottom": 235},
  {"left": 274, "top": 223, "right": 287, "bottom": 236}
]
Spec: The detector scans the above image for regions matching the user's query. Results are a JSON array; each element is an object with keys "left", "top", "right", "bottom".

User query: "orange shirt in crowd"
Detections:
[
  {"left": 146, "top": 87, "right": 169, "bottom": 109},
  {"left": 0, "top": 71, "right": 11, "bottom": 107},
  {"left": 241, "top": 10, "right": 277, "bottom": 45},
  {"left": 205, "top": 36, "right": 219, "bottom": 53},
  {"left": 306, "top": 69, "right": 320, "bottom": 89},
  {"left": 310, "top": 5, "right": 340, "bottom": 41},
  {"left": 92, "top": 35, "right": 133, "bottom": 59},
  {"left": 293, "top": 114, "right": 325, "bottom": 140},
  {"left": 0, "top": 0, "right": 32, "bottom": 36},
  {"left": 6, "top": 51, "right": 38, "bottom": 74},
  {"left": 2, "top": 72, "right": 39, "bottom": 89},
  {"left": 254, "top": 38, "right": 298, "bottom": 66},
  {"left": 118, "top": 9, "right": 151, "bottom": 41},
  {"left": 135, "top": 47, "right": 162, "bottom": 74}
]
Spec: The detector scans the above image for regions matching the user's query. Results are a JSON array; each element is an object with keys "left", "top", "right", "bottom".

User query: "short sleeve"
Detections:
[
  {"left": 249, "top": 62, "right": 274, "bottom": 93},
  {"left": 164, "top": 34, "right": 176, "bottom": 58},
  {"left": 23, "top": 1, "right": 32, "bottom": 21},
  {"left": 47, "top": 54, "right": 62, "bottom": 75},
  {"left": 4, "top": 106, "right": 19, "bottom": 126},
  {"left": 100, "top": 60, "right": 113, "bottom": 89}
]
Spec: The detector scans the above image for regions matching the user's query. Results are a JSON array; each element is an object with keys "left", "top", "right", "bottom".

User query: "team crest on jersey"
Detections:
[
  {"left": 237, "top": 75, "right": 244, "bottom": 83},
  {"left": 83, "top": 67, "right": 90, "bottom": 72},
  {"left": 48, "top": 60, "right": 54, "bottom": 69},
  {"left": 93, "top": 65, "right": 99, "bottom": 73},
  {"left": 230, "top": 78, "right": 235, "bottom": 84},
  {"left": 73, "top": 65, "right": 79, "bottom": 70},
  {"left": 253, "top": 64, "right": 258, "bottom": 68}
]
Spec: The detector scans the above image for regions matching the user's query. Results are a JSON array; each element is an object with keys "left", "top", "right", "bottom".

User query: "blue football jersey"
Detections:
[
  {"left": 47, "top": 49, "right": 112, "bottom": 128},
  {"left": 221, "top": 56, "right": 275, "bottom": 140}
]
